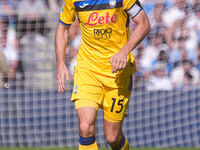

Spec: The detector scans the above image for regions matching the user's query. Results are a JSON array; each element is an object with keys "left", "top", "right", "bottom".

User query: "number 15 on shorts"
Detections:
[{"left": 110, "top": 98, "right": 124, "bottom": 113}]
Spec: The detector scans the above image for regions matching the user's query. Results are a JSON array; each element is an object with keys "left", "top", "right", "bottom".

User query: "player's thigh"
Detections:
[
  {"left": 77, "top": 105, "right": 98, "bottom": 137},
  {"left": 103, "top": 75, "right": 132, "bottom": 122},
  {"left": 77, "top": 106, "right": 98, "bottom": 124}
]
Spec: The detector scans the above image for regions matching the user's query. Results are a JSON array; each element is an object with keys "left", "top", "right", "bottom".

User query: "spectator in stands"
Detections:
[
  {"left": 146, "top": 63, "right": 173, "bottom": 91},
  {"left": 162, "top": 0, "right": 186, "bottom": 29},
  {"left": 186, "top": 1, "right": 200, "bottom": 44},
  {"left": 0, "top": 16, "right": 19, "bottom": 52},
  {"left": 0, "top": 51, "right": 9, "bottom": 89},
  {"left": 170, "top": 59, "right": 200, "bottom": 90},
  {"left": 195, "top": 2, "right": 200, "bottom": 44},
  {"left": 133, "top": 44, "right": 145, "bottom": 78},
  {"left": 140, "top": 33, "right": 168, "bottom": 72},
  {"left": 152, "top": 50, "right": 172, "bottom": 75},
  {"left": 195, "top": 43, "right": 200, "bottom": 71},
  {"left": 0, "top": 0, "right": 13, "bottom": 16},
  {"left": 180, "top": 28, "right": 197, "bottom": 63},
  {"left": 132, "top": 44, "right": 146, "bottom": 91},
  {"left": 0, "top": 18, "right": 19, "bottom": 81},
  {"left": 169, "top": 36, "right": 190, "bottom": 68},
  {"left": 148, "top": 2, "right": 171, "bottom": 49},
  {"left": 148, "top": 2, "right": 166, "bottom": 30},
  {"left": 45, "top": 0, "right": 61, "bottom": 12},
  {"left": 17, "top": 0, "right": 48, "bottom": 41},
  {"left": 168, "top": 3, "right": 198, "bottom": 58},
  {"left": 0, "top": 0, "right": 17, "bottom": 30}
]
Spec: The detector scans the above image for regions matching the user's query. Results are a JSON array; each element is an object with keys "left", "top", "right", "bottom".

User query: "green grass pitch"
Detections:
[{"left": 0, "top": 148, "right": 198, "bottom": 150}]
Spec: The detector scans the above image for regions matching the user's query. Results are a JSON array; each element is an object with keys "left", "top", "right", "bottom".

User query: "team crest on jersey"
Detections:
[
  {"left": 74, "top": 84, "right": 78, "bottom": 94},
  {"left": 109, "top": 0, "right": 116, "bottom": 8}
]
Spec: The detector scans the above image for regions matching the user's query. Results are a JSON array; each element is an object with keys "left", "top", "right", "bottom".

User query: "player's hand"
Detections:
[
  {"left": 56, "top": 65, "right": 69, "bottom": 93},
  {"left": 110, "top": 50, "right": 127, "bottom": 74}
]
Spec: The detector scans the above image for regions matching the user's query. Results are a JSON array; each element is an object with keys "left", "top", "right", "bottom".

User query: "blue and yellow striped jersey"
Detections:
[{"left": 59, "top": 0, "right": 143, "bottom": 77}]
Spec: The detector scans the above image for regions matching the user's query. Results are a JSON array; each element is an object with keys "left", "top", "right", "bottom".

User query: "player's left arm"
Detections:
[{"left": 110, "top": 10, "right": 150, "bottom": 73}]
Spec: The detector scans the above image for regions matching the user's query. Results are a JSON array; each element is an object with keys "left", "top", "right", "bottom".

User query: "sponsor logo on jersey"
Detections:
[
  {"left": 94, "top": 28, "right": 112, "bottom": 40},
  {"left": 84, "top": 12, "right": 117, "bottom": 26},
  {"left": 109, "top": 0, "right": 116, "bottom": 8}
]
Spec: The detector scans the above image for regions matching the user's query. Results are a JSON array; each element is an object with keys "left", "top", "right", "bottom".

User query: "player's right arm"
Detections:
[
  {"left": 55, "top": 23, "right": 70, "bottom": 93},
  {"left": 56, "top": 0, "right": 76, "bottom": 92}
]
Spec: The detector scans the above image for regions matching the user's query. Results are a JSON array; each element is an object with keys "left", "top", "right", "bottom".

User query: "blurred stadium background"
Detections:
[{"left": 0, "top": 0, "right": 200, "bottom": 149}]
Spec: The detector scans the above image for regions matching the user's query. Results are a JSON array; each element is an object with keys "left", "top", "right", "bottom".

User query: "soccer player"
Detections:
[{"left": 55, "top": 0, "right": 150, "bottom": 149}]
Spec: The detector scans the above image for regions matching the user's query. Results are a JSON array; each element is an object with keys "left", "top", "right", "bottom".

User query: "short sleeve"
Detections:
[
  {"left": 59, "top": 0, "right": 76, "bottom": 26},
  {"left": 123, "top": 0, "right": 143, "bottom": 18}
]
